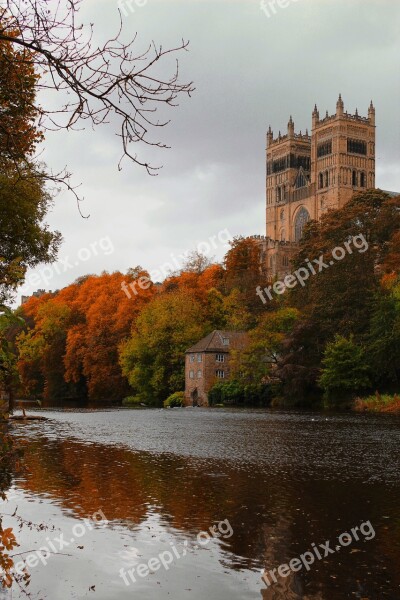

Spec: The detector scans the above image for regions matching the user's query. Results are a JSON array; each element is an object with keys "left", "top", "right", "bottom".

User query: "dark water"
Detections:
[{"left": 2, "top": 408, "right": 400, "bottom": 599}]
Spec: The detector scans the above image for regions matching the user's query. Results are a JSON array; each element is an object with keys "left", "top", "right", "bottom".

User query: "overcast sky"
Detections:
[{"left": 18, "top": 0, "right": 400, "bottom": 303}]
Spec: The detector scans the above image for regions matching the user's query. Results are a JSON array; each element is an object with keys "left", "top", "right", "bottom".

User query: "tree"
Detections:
[
  {"left": 0, "top": 305, "right": 24, "bottom": 413},
  {"left": 119, "top": 290, "right": 208, "bottom": 404},
  {"left": 0, "top": 34, "right": 61, "bottom": 304},
  {"left": 0, "top": 172, "right": 61, "bottom": 304},
  {"left": 279, "top": 189, "right": 400, "bottom": 401},
  {"left": 0, "top": 34, "right": 41, "bottom": 167},
  {"left": 63, "top": 271, "right": 154, "bottom": 403},
  {"left": 367, "top": 280, "right": 400, "bottom": 386},
  {"left": 233, "top": 307, "right": 299, "bottom": 386},
  {"left": 0, "top": 0, "right": 194, "bottom": 188},
  {"left": 223, "top": 236, "right": 269, "bottom": 319},
  {"left": 318, "top": 335, "right": 370, "bottom": 403}
]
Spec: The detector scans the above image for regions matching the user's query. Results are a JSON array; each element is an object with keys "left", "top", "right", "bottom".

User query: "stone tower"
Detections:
[{"left": 264, "top": 96, "right": 376, "bottom": 279}]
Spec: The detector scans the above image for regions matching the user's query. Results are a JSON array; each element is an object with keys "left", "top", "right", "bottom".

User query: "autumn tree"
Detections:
[
  {"left": 63, "top": 271, "right": 154, "bottom": 403},
  {"left": 223, "top": 237, "right": 266, "bottom": 319}
]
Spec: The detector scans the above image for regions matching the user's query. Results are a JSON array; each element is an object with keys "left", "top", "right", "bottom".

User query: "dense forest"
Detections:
[{"left": 2, "top": 187, "right": 400, "bottom": 409}]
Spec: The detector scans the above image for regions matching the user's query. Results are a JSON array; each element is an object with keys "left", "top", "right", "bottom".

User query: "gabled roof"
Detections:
[{"left": 186, "top": 330, "right": 249, "bottom": 353}]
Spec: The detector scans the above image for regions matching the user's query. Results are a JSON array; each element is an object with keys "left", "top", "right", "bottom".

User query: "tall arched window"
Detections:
[
  {"left": 294, "top": 207, "right": 310, "bottom": 242},
  {"left": 360, "top": 172, "right": 366, "bottom": 187},
  {"left": 352, "top": 170, "right": 358, "bottom": 187},
  {"left": 319, "top": 173, "right": 323, "bottom": 189},
  {"left": 324, "top": 170, "right": 329, "bottom": 187}
]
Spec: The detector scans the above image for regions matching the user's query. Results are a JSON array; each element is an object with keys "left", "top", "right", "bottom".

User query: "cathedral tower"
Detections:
[{"left": 264, "top": 96, "right": 376, "bottom": 278}]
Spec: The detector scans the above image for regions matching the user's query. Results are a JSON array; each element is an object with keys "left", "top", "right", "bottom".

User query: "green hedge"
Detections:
[{"left": 208, "top": 381, "right": 270, "bottom": 406}]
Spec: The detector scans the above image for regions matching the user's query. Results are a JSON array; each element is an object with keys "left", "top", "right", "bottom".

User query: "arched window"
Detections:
[
  {"left": 294, "top": 207, "right": 310, "bottom": 242},
  {"left": 280, "top": 229, "right": 285, "bottom": 241},
  {"left": 360, "top": 172, "right": 366, "bottom": 187},
  {"left": 352, "top": 170, "right": 357, "bottom": 187},
  {"left": 324, "top": 171, "right": 329, "bottom": 187},
  {"left": 280, "top": 209, "right": 285, "bottom": 221},
  {"left": 319, "top": 173, "right": 323, "bottom": 189}
]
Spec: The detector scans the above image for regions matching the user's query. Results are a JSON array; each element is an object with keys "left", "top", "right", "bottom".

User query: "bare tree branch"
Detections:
[{"left": 0, "top": 0, "right": 194, "bottom": 184}]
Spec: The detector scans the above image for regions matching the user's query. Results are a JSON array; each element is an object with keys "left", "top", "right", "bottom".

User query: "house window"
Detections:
[
  {"left": 189, "top": 370, "right": 194, "bottom": 379},
  {"left": 216, "top": 369, "right": 225, "bottom": 379},
  {"left": 190, "top": 355, "right": 195, "bottom": 363},
  {"left": 216, "top": 354, "right": 225, "bottom": 362},
  {"left": 197, "top": 370, "right": 202, "bottom": 379},
  {"left": 197, "top": 354, "right": 202, "bottom": 362},
  {"left": 222, "top": 337, "right": 229, "bottom": 346}
]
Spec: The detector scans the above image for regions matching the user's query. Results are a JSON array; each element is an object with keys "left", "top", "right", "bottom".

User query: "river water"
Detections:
[{"left": 1, "top": 408, "right": 400, "bottom": 599}]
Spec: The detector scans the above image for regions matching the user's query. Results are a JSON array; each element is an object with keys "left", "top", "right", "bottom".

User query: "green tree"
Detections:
[
  {"left": 233, "top": 307, "right": 299, "bottom": 386},
  {"left": 318, "top": 335, "right": 371, "bottom": 403},
  {"left": 0, "top": 173, "right": 61, "bottom": 304},
  {"left": 367, "top": 281, "right": 400, "bottom": 386},
  {"left": 280, "top": 189, "right": 400, "bottom": 401},
  {"left": 119, "top": 290, "right": 208, "bottom": 405}
]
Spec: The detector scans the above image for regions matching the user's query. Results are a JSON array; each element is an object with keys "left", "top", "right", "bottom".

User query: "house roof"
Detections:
[{"left": 186, "top": 330, "right": 249, "bottom": 353}]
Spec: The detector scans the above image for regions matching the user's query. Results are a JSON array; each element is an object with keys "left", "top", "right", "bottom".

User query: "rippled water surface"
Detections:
[{"left": 2, "top": 408, "right": 400, "bottom": 599}]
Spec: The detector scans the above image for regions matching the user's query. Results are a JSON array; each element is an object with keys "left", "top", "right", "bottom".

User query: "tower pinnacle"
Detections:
[{"left": 336, "top": 93, "right": 344, "bottom": 116}]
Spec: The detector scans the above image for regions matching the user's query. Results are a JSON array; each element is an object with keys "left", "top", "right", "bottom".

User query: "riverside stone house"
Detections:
[{"left": 184, "top": 330, "right": 249, "bottom": 407}]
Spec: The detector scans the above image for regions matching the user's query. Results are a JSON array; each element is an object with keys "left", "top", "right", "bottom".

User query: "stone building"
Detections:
[
  {"left": 184, "top": 330, "right": 249, "bottom": 407},
  {"left": 264, "top": 95, "right": 376, "bottom": 279}
]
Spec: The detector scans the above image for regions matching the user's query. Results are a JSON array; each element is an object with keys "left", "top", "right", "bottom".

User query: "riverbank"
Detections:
[{"left": 354, "top": 392, "right": 400, "bottom": 413}]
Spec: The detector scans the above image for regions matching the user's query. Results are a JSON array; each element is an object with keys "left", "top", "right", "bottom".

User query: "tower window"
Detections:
[
  {"left": 348, "top": 139, "right": 367, "bottom": 155},
  {"left": 360, "top": 172, "right": 366, "bottom": 187},
  {"left": 324, "top": 171, "right": 329, "bottom": 187},
  {"left": 317, "top": 140, "right": 332, "bottom": 157},
  {"left": 294, "top": 207, "right": 311, "bottom": 242},
  {"left": 319, "top": 173, "right": 324, "bottom": 189},
  {"left": 352, "top": 170, "right": 358, "bottom": 187}
]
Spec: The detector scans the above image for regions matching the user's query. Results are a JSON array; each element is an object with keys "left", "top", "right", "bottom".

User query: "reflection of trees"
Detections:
[
  {"left": 12, "top": 433, "right": 400, "bottom": 600},
  {"left": 0, "top": 425, "right": 12, "bottom": 497}
]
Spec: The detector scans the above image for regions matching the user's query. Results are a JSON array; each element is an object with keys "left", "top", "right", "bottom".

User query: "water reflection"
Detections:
[{"left": 5, "top": 411, "right": 400, "bottom": 599}]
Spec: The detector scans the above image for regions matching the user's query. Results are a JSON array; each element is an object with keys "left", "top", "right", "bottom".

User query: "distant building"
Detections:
[
  {"left": 263, "top": 95, "right": 377, "bottom": 279},
  {"left": 184, "top": 330, "right": 249, "bottom": 407},
  {"left": 21, "top": 289, "right": 53, "bottom": 305}
]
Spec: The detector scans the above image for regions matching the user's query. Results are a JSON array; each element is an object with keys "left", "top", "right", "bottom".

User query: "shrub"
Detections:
[
  {"left": 354, "top": 392, "right": 400, "bottom": 413},
  {"left": 122, "top": 396, "right": 146, "bottom": 407},
  {"left": 208, "top": 381, "right": 269, "bottom": 406},
  {"left": 164, "top": 391, "right": 184, "bottom": 408}
]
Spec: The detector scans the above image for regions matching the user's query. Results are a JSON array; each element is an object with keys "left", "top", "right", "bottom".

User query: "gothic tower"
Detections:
[{"left": 264, "top": 96, "right": 376, "bottom": 279}]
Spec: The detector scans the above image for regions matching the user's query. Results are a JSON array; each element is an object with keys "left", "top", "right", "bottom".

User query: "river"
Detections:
[{"left": 1, "top": 408, "right": 400, "bottom": 599}]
